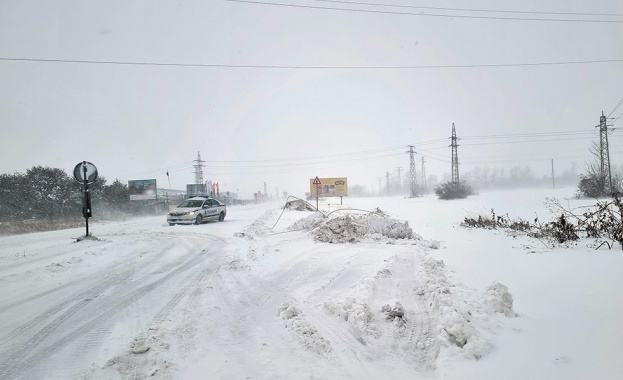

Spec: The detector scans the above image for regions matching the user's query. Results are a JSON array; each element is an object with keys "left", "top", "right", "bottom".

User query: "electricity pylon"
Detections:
[
  {"left": 598, "top": 111, "right": 613, "bottom": 194},
  {"left": 421, "top": 157, "right": 427, "bottom": 190},
  {"left": 193, "top": 151, "right": 205, "bottom": 185},
  {"left": 450, "top": 124, "right": 460, "bottom": 184},
  {"left": 407, "top": 145, "right": 418, "bottom": 197}
]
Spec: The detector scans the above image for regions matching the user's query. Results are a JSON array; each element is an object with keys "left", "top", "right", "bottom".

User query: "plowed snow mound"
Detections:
[
  {"left": 324, "top": 297, "right": 379, "bottom": 340},
  {"left": 240, "top": 210, "right": 277, "bottom": 237},
  {"left": 289, "top": 212, "right": 419, "bottom": 243},
  {"left": 284, "top": 199, "right": 317, "bottom": 211},
  {"left": 278, "top": 303, "right": 332, "bottom": 356},
  {"left": 288, "top": 213, "right": 325, "bottom": 231},
  {"left": 417, "top": 257, "right": 493, "bottom": 360},
  {"left": 484, "top": 282, "right": 516, "bottom": 317}
]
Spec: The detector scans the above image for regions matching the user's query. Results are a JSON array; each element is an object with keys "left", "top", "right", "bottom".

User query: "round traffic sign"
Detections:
[{"left": 73, "top": 161, "right": 98, "bottom": 184}]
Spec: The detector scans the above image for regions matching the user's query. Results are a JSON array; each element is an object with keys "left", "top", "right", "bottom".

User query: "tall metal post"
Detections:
[
  {"left": 82, "top": 164, "right": 90, "bottom": 236},
  {"left": 599, "top": 111, "right": 613, "bottom": 194},
  {"left": 407, "top": 145, "right": 417, "bottom": 197},
  {"left": 386, "top": 171, "right": 390, "bottom": 195},
  {"left": 421, "top": 157, "right": 427, "bottom": 190},
  {"left": 551, "top": 159, "right": 555, "bottom": 189},
  {"left": 450, "top": 123, "right": 460, "bottom": 184},
  {"left": 193, "top": 151, "right": 205, "bottom": 185}
]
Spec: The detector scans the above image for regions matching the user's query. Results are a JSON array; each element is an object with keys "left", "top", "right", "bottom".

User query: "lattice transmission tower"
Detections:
[
  {"left": 450, "top": 123, "right": 460, "bottom": 184},
  {"left": 421, "top": 157, "right": 426, "bottom": 190},
  {"left": 407, "top": 145, "right": 418, "bottom": 197},
  {"left": 193, "top": 151, "right": 205, "bottom": 185},
  {"left": 598, "top": 111, "right": 613, "bottom": 193}
]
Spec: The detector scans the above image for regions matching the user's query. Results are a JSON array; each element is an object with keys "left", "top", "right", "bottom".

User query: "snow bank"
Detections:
[
  {"left": 239, "top": 210, "right": 277, "bottom": 237},
  {"left": 417, "top": 257, "right": 494, "bottom": 360},
  {"left": 289, "top": 211, "right": 419, "bottom": 244},
  {"left": 484, "top": 282, "right": 516, "bottom": 317},
  {"left": 278, "top": 303, "right": 332, "bottom": 356},
  {"left": 324, "top": 297, "right": 379, "bottom": 340}
]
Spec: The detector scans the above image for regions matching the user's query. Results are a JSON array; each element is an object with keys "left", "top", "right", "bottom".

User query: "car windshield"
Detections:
[{"left": 177, "top": 200, "right": 204, "bottom": 208}]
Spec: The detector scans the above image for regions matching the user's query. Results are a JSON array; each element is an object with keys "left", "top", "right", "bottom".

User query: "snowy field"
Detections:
[{"left": 0, "top": 187, "right": 622, "bottom": 380}]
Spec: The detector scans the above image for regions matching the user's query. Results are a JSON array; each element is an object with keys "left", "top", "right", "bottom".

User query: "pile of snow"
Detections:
[
  {"left": 484, "top": 282, "right": 516, "bottom": 317},
  {"left": 416, "top": 257, "right": 493, "bottom": 360},
  {"left": 382, "top": 302, "right": 406, "bottom": 327},
  {"left": 238, "top": 210, "right": 277, "bottom": 237},
  {"left": 288, "top": 212, "right": 325, "bottom": 231},
  {"left": 284, "top": 199, "right": 317, "bottom": 211},
  {"left": 289, "top": 211, "right": 419, "bottom": 243},
  {"left": 277, "top": 303, "right": 332, "bottom": 356},
  {"left": 314, "top": 215, "right": 366, "bottom": 243},
  {"left": 324, "top": 297, "right": 379, "bottom": 341},
  {"left": 365, "top": 214, "right": 418, "bottom": 240}
]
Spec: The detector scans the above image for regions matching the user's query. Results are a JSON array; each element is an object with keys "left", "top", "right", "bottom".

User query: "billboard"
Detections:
[
  {"left": 187, "top": 184, "right": 207, "bottom": 196},
  {"left": 128, "top": 179, "right": 157, "bottom": 200},
  {"left": 309, "top": 177, "right": 348, "bottom": 197}
]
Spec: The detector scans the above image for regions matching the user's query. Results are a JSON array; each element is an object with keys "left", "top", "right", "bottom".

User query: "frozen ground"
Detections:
[{"left": 0, "top": 187, "right": 622, "bottom": 379}]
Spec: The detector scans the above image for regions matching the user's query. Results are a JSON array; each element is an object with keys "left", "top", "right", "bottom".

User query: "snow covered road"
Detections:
[
  {"left": 0, "top": 220, "right": 224, "bottom": 379},
  {"left": 1, "top": 190, "right": 622, "bottom": 379}
]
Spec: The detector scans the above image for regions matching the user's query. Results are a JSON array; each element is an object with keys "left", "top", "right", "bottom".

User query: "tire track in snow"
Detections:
[
  {"left": 120, "top": 260, "right": 218, "bottom": 380},
  {"left": 0, "top": 239, "right": 177, "bottom": 344},
  {"left": 367, "top": 250, "right": 440, "bottom": 371},
  {"left": 0, "top": 235, "right": 220, "bottom": 380}
]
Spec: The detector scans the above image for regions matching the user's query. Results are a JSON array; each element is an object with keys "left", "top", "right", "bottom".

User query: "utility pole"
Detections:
[
  {"left": 193, "top": 151, "right": 205, "bottom": 185},
  {"left": 396, "top": 167, "right": 402, "bottom": 192},
  {"left": 421, "top": 157, "right": 427, "bottom": 190},
  {"left": 378, "top": 177, "right": 382, "bottom": 195},
  {"left": 450, "top": 123, "right": 460, "bottom": 184},
  {"left": 551, "top": 159, "right": 555, "bottom": 189},
  {"left": 598, "top": 111, "right": 613, "bottom": 194},
  {"left": 407, "top": 145, "right": 418, "bottom": 198},
  {"left": 386, "top": 171, "right": 390, "bottom": 195}
]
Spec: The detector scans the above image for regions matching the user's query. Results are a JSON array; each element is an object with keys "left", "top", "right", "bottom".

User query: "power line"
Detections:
[
  {"left": 461, "top": 130, "right": 595, "bottom": 140},
  {"left": 2, "top": 57, "right": 622, "bottom": 70},
  {"left": 203, "top": 152, "right": 405, "bottom": 169},
  {"left": 201, "top": 146, "right": 404, "bottom": 163},
  {"left": 312, "top": 0, "right": 623, "bottom": 18},
  {"left": 222, "top": 0, "right": 623, "bottom": 23},
  {"left": 608, "top": 96, "right": 623, "bottom": 117},
  {"left": 417, "top": 130, "right": 623, "bottom": 151},
  {"left": 460, "top": 135, "right": 610, "bottom": 146}
]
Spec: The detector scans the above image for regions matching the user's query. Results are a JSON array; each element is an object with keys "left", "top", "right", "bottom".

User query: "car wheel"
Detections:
[
  {"left": 195, "top": 215, "right": 203, "bottom": 225},
  {"left": 218, "top": 212, "right": 225, "bottom": 222},
  {"left": 169, "top": 223, "right": 175, "bottom": 226}
]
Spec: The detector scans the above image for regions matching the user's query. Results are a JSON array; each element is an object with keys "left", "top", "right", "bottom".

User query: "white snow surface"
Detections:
[{"left": 1, "top": 188, "right": 622, "bottom": 379}]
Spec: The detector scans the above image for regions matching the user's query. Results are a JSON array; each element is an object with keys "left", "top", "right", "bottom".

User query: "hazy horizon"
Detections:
[{"left": 1, "top": 0, "right": 622, "bottom": 198}]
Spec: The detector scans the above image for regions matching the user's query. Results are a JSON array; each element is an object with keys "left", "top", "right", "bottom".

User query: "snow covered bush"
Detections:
[{"left": 434, "top": 181, "right": 472, "bottom": 200}]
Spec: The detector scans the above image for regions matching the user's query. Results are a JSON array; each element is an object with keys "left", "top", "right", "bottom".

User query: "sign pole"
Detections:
[
  {"left": 316, "top": 184, "right": 319, "bottom": 210},
  {"left": 312, "top": 176, "right": 321, "bottom": 211},
  {"left": 73, "top": 161, "right": 98, "bottom": 239},
  {"left": 83, "top": 164, "right": 90, "bottom": 236}
]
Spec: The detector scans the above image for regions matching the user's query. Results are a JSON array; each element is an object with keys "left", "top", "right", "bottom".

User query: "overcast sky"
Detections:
[{"left": 1, "top": 0, "right": 622, "bottom": 198}]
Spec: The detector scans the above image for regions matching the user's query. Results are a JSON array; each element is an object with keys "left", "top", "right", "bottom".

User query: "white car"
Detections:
[{"left": 167, "top": 197, "right": 227, "bottom": 225}]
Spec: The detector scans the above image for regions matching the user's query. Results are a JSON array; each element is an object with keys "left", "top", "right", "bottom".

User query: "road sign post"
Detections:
[
  {"left": 73, "top": 161, "right": 98, "bottom": 237},
  {"left": 312, "top": 176, "right": 321, "bottom": 210}
]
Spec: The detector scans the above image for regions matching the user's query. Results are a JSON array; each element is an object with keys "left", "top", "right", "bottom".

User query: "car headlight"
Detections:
[{"left": 187, "top": 211, "right": 195, "bottom": 216}]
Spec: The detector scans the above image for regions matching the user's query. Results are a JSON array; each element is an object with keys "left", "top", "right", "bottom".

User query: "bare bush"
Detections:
[{"left": 462, "top": 195, "right": 623, "bottom": 249}]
